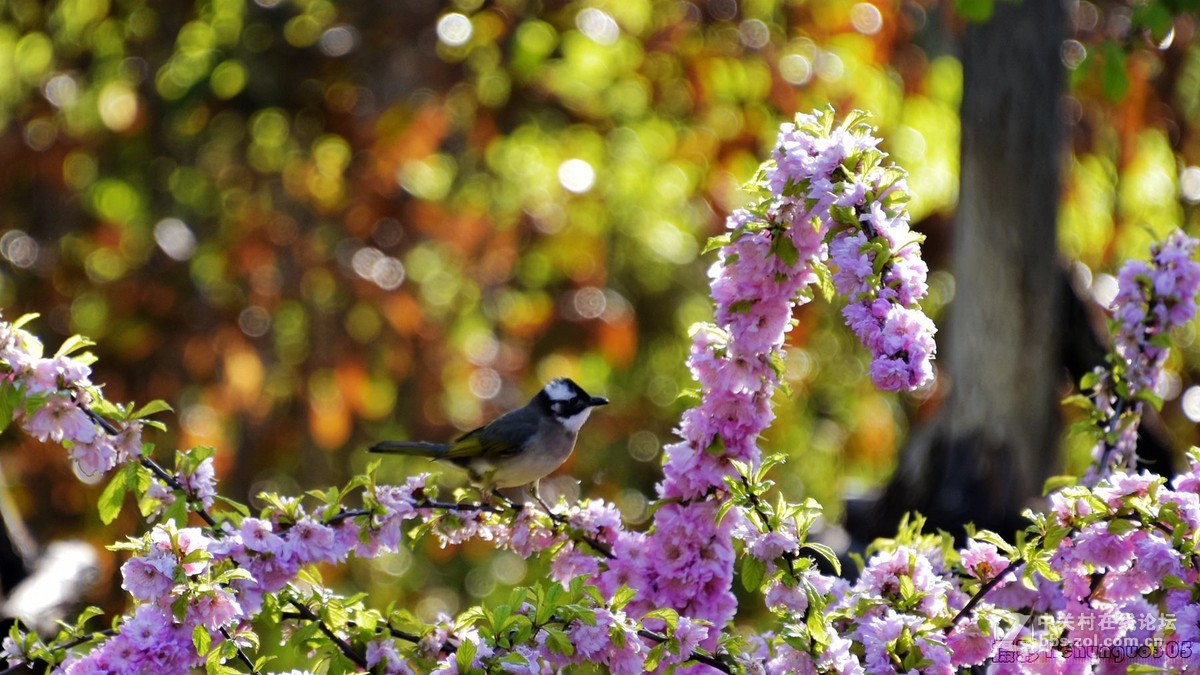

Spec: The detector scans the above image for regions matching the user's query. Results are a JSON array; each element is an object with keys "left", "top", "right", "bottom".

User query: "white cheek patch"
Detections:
[
  {"left": 545, "top": 380, "right": 576, "bottom": 402},
  {"left": 560, "top": 407, "right": 593, "bottom": 433}
]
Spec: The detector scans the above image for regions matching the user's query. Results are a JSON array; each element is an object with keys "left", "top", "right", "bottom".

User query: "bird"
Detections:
[{"left": 368, "top": 378, "right": 609, "bottom": 505}]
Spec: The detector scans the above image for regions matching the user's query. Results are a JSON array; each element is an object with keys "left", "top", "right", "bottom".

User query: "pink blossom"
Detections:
[
  {"left": 120, "top": 555, "right": 176, "bottom": 601},
  {"left": 181, "top": 457, "right": 217, "bottom": 509},
  {"left": 767, "top": 644, "right": 817, "bottom": 674},
  {"left": 946, "top": 621, "right": 995, "bottom": 667},
  {"left": 959, "top": 540, "right": 1010, "bottom": 586},
  {"left": 27, "top": 356, "right": 92, "bottom": 393},
  {"left": 1094, "top": 470, "right": 1159, "bottom": 507},
  {"left": 25, "top": 395, "right": 96, "bottom": 444},
  {"left": 189, "top": 587, "right": 242, "bottom": 629},
  {"left": 284, "top": 518, "right": 343, "bottom": 564},
  {"left": 366, "top": 638, "right": 414, "bottom": 674},
  {"left": 549, "top": 543, "right": 599, "bottom": 584},
  {"left": 241, "top": 518, "right": 285, "bottom": 555},
  {"left": 68, "top": 436, "right": 118, "bottom": 477}
]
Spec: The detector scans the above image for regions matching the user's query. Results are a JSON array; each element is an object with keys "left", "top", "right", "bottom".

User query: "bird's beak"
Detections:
[{"left": 589, "top": 396, "right": 610, "bottom": 407}]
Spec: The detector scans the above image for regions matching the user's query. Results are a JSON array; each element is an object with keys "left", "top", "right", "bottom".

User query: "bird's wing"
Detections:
[{"left": 443, "top": 407, "right": 538, "bottom": 460}]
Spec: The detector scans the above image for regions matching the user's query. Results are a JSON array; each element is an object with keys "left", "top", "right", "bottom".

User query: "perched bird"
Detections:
[{"left": 368, "top": 378, "right": 609, "bottom": 502}]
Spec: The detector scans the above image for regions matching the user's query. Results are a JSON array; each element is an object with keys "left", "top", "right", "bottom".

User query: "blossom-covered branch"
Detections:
[{"left": 1077, "top": 231, "right": 1200, "bottom": 479}]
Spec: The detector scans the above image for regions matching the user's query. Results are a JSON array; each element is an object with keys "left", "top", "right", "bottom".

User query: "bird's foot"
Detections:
[
  {"left": 488, "top": 489, "right": 517, "bottom": 511},
  {"left": 531, "top": 489, "right": 566, "bottom": 524}
]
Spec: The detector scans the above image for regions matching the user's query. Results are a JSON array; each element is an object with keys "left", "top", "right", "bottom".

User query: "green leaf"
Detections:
[
  {"left": 701, "top": 234, "right": 732, "bottom": 255},
  {"left": 1133, "top": 2, "right": 1173, "bottom": 43},
  {"left": 72, "top": 606, "right": 104, "bottom": 633},
  {"left": 12, "top": 314, "right": 39, "bottom": 330},
  {"left": 1042, "top": 474, "right": 1078, "bottom": 495},
  {"left": 1136, "top": 387, "right": 1165, "bottom": 411},
  {"left": 1101, "top": 41, "right": 1130, "bottom": 102},
  {"left": 54, "top": 334, "right": 95, "bottom": 359},
  {"left": 0, "top": 380, "right": 19, "bottom": 434},
  {"left": 812, "top": 262, "right": 835, "bottom": 302},
  {"left": 770, "top": 233, "right": 799, "bottom": 267},
  {"left": 206, "top": 646, "right": 239, "bottom": 675},
  {"left": 1061, "top": 393, "right": 1094, "bottom": 410},
  {"left": 741, "top": 555, "right": 766, "bottom": 592},
  {"left": 214, "top": 494, "right": 251, "bottom": 517},
  {"left": 97, "top": 465, "right": 129, "bottom": 525},
  {"left": 1080, "top": 369, "right": 1101, "bottom": 391},
  {"left": 132, "top": 400, "right": 174, "bottom": 420},
  {"left": 1161, "top": 574, "right": 1191, "bottom": 590},
  {"left": 799, "top": 542, "right": 842, "bottom": 576},
  {"left": 954, "top": 0, "right": 995, "bottom": 22},
  {"left": 545, "top": 627, "right": 574, "bottom": 656},
  {"left": 643, "top": 607, "right": 679, "bottom": 632},
  {"left": 1106, "top": 518, "right": 1139, "bottom": 536},
  {"left": 970, "top": 529, "right": 1016, "bottom": 556},
  {"left": 706, "top": 434, "right": 726, "bottom": 457},
  {"left": 455, "top": 637, "right": 477, "bottom": 672},
  {"left": 162, "top": 494, "right": 189, "bottom": 526},
  {"left": 828, "top": 204, "right": 858, "bottom": 227},
  {"left": 728, "top": 299, "right": 753, "bottom": 314},
  {"left": 193, "top": 624, "right": 212, "bottom": 655},
  {"left": 611, "top": 585, "right": 637, "bottom": 610}
]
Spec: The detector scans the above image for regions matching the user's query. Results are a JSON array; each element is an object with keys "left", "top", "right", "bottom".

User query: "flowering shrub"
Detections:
[{"left": 0, "top": 108, "right": 1198, "bottom": 674}]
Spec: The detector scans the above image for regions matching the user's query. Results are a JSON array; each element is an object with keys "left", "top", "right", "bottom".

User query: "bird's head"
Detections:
[{"left": 535, "top": 378, "right": 609, "bottom": 432}]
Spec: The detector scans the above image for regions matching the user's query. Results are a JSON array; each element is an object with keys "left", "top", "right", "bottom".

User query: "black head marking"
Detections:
[{"left": 533, "top": 378, "right": 609, "bottom": 420}]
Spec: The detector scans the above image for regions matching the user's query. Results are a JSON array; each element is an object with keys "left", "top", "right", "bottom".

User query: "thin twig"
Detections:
[
  {"left": 412, "top": 499, "right": 505, "bottom": 514},
  {"left": 949, "top": 560, "right": 1023, "bottom": 627}
]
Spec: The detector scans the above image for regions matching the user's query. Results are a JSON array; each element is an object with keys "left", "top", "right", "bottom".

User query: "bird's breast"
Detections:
[{"left": 483, "top": 425, "right": 577, "bottom": 489}]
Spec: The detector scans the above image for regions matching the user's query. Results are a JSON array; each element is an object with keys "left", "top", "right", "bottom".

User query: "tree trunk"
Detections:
[{"left": 853, "top": 0, "right": 1069, "bottom": 539}]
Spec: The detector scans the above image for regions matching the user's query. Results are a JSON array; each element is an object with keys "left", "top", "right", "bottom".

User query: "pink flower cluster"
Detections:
[
  {"left": 60, "top": 604, "right": 203, "bottom": 673},
  {"left": 979, "top": 462, "right": 1200, "bottom": 672},
  {"left": 0, "top": 320, "right": 140, "bottom": 479},
  {"left": 772, "top": 112, "right": 936, "bottom": 391},
  {"left": 755, "top": 452, "right": 1200, "bottom": 674},
  {"left": 1088, "top": 231, "right": 1200, "bottom": 475},
  {"left": 1113, "top": 230, "right": 1200, "bottom": 394},
  {"left": 638, "top": 108, "right": 938, "bottom": 637},
  {"left": 426, "top": 605, "right": 657, "bottom": 674},
  {"left": 63, "top": 526, "right": 241, "bottom": 673}
]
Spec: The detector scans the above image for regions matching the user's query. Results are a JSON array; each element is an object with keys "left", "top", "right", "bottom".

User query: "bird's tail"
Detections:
[{"left": 367, "top": 441, "right": 451, "bottom": 458}]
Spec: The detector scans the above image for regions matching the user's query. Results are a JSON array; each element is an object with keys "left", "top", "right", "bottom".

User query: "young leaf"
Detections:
[
  {"left": 0, "top": 380, "right": 18, "bottom": 434},
  {"left": 545, "top": 627, "right": 575, "bottom": 656},
  {"left": 741, "top": 555, "right": 766, "bottom": 592},
  {"left": 770, "top": 233, "right": 800, "bottom": 267},
  {"left": 800, "top": 542, "right": 842, "bottom": 576},
  {"left": 97, "top": 466, "right": 129, "bottom": 525},
  {"left": 12, "top": 314, "right": 39, "bottom": 330},
  {"left": 55, "top": 335, "right": 96, "bottom": 359},
  {"left": 193, "top": 624, "right": 212, "bottom": 654},
  {"left": 1042, "top": 474, "right": 1078, "bottom": 495},
  {"left": 132, "top": 400, "right": 174, "bottom": 420},
  {"left": 701, "top": 234, "right": 732, "bottom": 256}
]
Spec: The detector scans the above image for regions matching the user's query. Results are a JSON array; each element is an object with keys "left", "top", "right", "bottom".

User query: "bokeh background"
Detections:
[{"left": 0, "top": 0, "right": 1199, "bottom": 660}]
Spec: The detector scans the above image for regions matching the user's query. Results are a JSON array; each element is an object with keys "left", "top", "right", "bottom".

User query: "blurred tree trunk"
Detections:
[{"left": 854, "top": 0, "right": 1069, "bottom": 538}]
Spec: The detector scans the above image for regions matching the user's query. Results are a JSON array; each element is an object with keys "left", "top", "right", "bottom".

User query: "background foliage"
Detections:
[{"left": 1, "top": 0, "right": 1199, "bottom": 662}]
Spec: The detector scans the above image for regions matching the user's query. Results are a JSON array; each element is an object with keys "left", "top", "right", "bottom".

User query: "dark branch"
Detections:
[{"left": 284, "top": 600, "right": 368, "bottom": 669}]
